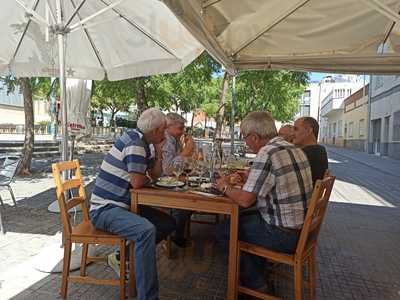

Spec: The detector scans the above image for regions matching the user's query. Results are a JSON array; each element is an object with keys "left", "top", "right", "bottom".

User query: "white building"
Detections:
[
  {"left": 318, "top": 75, "right": 364, "bottom": 145},
  {"left": 296, "top": 82, "right": 320, "bottom": 121},
  {"left": 369, "top": 75, "right": 400, "bottom": 159},
  {"left": 0, "top": 83, "right": 51, "bottom": 130}
]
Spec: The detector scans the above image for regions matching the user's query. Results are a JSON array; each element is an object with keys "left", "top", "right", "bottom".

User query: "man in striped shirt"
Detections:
[
  {"left": 215, "top": 111, "right": 313, "bottom": 292},
  {"left": 90, "top": 108, "right": 176, "bottom": 300}
]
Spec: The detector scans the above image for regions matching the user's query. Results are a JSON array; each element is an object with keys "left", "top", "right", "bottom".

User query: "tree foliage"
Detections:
[
  {"left": 91, "top": 79, "right": 135, "bottom": 126},
  {"left": 230, "top": 71, "right": 309, "bottom": 122}
]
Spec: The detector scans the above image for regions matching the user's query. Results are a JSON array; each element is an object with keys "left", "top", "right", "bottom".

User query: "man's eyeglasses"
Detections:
[{"left": 242, "top": 132, "right": 253, "bottom": 139}]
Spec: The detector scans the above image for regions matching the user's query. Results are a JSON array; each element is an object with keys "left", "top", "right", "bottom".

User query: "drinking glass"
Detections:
[{"left": 172, "top": 160, "right": 184, "bottom": 181}]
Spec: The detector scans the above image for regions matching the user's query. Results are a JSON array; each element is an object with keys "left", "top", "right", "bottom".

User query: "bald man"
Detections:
[{"left": 278, "top": 124, "right": 295, "bottom": 143}]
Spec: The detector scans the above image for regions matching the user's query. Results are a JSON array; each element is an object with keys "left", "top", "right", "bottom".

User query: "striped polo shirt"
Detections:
[{"left": 90, "top": 129, "right": 154, "bottom": 210}]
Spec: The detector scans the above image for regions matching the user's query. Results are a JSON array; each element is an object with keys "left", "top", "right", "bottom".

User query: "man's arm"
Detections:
[
  {"left": 215, "top": 176, "right": 257, "bottom": 208},
  {"left": 130, "top": 173, "right": 149, "bottom": 189},
  {"left": 148, "top": 157, "right": 163, "bottom": 180},
  {"left": 149, "top": 141, "right": 164, "bottom": 179}
]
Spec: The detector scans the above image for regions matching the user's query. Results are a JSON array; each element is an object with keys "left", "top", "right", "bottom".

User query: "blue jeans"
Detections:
[
  {"left": 216, "top": 210, "right": 300, "bottom": 289},
  {"left": 90, "top": 205, "right": 176, "bottom": 300}
]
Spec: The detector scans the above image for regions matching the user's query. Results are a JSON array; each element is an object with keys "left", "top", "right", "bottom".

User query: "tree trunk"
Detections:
[
  {"left": 18, "top": 78, "right": 34, "bottom": 175},
  {"left": 191, "top": 111, "right": 195, "bottom": 129},
  {"left": 135, "top": 78, "right": 147, "bottom": 114},
  {"left": 204, "top": 116, "right": 207, "bottom": 138},
  {"left": 215, "top": 72, "right": 230, "bottom": 139}
]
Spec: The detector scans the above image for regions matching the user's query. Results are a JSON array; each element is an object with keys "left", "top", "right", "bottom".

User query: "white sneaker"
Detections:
[{"left": 107, "top": 251, "right": 121, "bottom": 277}]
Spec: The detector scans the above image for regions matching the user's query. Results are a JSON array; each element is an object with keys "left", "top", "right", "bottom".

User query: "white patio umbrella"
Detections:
[
  {"left": 164, "top": 0, "right": 400, "bottom": 75},
  {"left": 0, "top": 0, "right": 203, "bottom": 160},
  {"left": 0, "top": 0, "right": 203, "bottom": 273}
]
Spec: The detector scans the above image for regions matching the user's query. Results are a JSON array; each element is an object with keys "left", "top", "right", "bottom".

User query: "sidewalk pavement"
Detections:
[{"left": 325, "top": 145, "right": 400, "bottom": 178}]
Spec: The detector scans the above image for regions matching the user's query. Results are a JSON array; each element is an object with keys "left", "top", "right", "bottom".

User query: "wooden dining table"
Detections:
[{"left": 128, "top": 187, "right": 240, "bottom": 299}]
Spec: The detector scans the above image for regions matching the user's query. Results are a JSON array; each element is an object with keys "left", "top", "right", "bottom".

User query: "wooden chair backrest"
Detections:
[
  {"left": 295, "top": 174, "right": 335, "bottom": 258},
  {"left": 52, "top": 160, "right": 89, "bottom": 236}
]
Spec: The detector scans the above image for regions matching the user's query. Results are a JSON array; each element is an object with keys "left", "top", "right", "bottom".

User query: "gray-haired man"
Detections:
[
  {"left": 90, "top": 108, "right": 176, "bottom": 300},
  {"left": 161, "top": 112, "right": 194, "bottom": 247},
  {"left": 215, "top": 111, "right": 313, "bottom": 292}
]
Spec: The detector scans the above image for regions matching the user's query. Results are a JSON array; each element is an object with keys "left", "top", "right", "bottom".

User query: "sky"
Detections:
[{"left": 310, "top": 72, "right": 329, "bottom": 82}]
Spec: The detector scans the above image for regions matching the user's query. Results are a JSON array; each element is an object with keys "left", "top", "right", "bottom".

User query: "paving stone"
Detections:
[{"left": 2, "top": 149, "right": 400, "bottom": 299}]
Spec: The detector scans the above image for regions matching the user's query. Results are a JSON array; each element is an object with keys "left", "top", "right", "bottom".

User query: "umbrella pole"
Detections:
[
  {"left": 56, "top": 0, "right": 68, "bottom": 162},
  {"left": 230, "top": 74, "right": 237, "bottom": 154}
]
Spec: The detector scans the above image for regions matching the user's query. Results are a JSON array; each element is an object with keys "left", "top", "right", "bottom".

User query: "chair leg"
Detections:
[
  {"left": 0, "top": 194, "right": 4, "bottom": 208},
  {"left": 128, "top": 242, "right": 137, "bottom": 297},
  {"left": 0, "top": 209, "right": 4, "bottom": 234},
  {"left": 308, "top": 250, "right": 317, "bottom": 300},
  {"left": 7, "top": 185, "right": 17, "bottom": 206},
  {"left": 236, "top": 247, "right": 241, "bottom": 298},
  {"left": 119, "top": 240, "right": 126, "bottom": 300},
  {"left": 294, "top": 262, "right": 303, "bottom": 300},
  {"left": 80, "top": 243, "right": 89, "bottom": 277},
  {"left": 60, "top": 241, "right": 72, "bottom": 299}
]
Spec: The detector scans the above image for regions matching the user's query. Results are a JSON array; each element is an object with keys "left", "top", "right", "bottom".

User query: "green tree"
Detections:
[
  {"left": 92, "top": 79, "right": 135, "bottom": 127},
  {"left": 228, "top": 71, "right": 308, "bottom": 123},
  {"left": 0, "top": 76, "right": 51, "bottom": 175},
  {"left": 139, "top": 52, "right": 221, "bottom": 117}
]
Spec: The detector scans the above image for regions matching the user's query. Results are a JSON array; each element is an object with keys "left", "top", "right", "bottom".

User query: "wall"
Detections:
[
  {"left": 0, "top": 101, "right": 51, "bottom": 125},
  {"left": 0, "top": 104, "right": 25, "bottom": 124},
  {"left": 343, "top": 86, "right": 368, "bottom": 152},
  {"left": 369, "top": 76, "right": 400, "bottom": 159},
  {"left": 323, "top": 110, "right": 345, "bottom": 147}
]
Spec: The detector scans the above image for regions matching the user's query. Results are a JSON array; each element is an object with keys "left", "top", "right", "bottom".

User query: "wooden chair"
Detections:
[
  {"left": 237, "top": 174, "right": 336, "bottom": 300},
  {"left": 52, "top": 160, "right": 131, "bottom": 300}
]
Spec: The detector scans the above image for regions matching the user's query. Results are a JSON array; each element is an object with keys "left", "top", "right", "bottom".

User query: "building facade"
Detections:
[
  {"left": 296, "top": 82, "right": 320, "bottom": 121},
  {"left": 320, "top": 79, "right": 364, "bottom": 146},
  {"left": 0, "top": 83, "right": 51, "bottom": 130},
  {"left": 369, "top": 75, "right": 400, "bottom": 159},
  {"left": 343, "top": 85, "right": 369, "bottom": 152}
]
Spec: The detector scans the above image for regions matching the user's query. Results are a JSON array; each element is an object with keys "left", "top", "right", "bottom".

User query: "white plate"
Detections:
[
  {"left": 188, "top": 176, "right": 210, "bottom": 183},
  {"left": 155, "top": 179, "right": 185, "bottom": 188},
  {"left": 200, "top": 182, "right": 212, "bottom": 189}
]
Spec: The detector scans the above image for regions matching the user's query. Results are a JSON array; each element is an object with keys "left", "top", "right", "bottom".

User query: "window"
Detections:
[
  {"left": 334, "top": 88, "right": 345, "bottom": 98},
  {"left": 393, "top": 111, "right": 400, "bottom": 141},
  {"left": 300, "top": 105, "right": 310, "bottom": 117},
  {"left": 347, "top": 89, "right": 352, "bottom": 96},
  {"left": 359, "top": 119, "right": 365, "bottom": 137},
  {"left": 348, "top": 122, "right": 354, "bottom": 138}
]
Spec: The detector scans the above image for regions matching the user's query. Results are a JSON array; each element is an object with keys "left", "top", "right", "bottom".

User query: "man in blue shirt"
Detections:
[{"left": 90, "top": 108, "right": 176, "bottom": 300}]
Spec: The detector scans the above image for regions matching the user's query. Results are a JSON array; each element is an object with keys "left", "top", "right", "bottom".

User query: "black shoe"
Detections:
[{"left": 171, "top": 237, "right": 190, "bottom": 248}]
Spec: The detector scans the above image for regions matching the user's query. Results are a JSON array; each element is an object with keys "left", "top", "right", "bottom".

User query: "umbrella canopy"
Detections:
[
  {"left": 163, "top": 0, "right": 400, "bottom": 75},
  {"left": 0, "top": 0, "right": 203, "bottom": 80},
  {"left": 0, "top": 0, "right": 203, "bottom": 161}
]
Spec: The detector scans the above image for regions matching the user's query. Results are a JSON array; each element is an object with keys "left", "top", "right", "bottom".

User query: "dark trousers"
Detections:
[{"left": 216, "top": 210, "right": 300, "bottom": 289}]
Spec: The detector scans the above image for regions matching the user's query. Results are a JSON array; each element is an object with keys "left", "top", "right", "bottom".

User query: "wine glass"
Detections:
[{"left": 172, "top": 160, "right": 184, "bottom": 181}]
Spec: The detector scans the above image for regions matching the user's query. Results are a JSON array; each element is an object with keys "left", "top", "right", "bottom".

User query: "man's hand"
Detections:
[
  {"left": 154, "top": 140, "right": 165, "bottom": 159},
  {"left": 215, "top": 175, "right": 230, "bottom": 192},
  {"left": 181, "top": 135, "right": 194, "bottom": 157}
]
